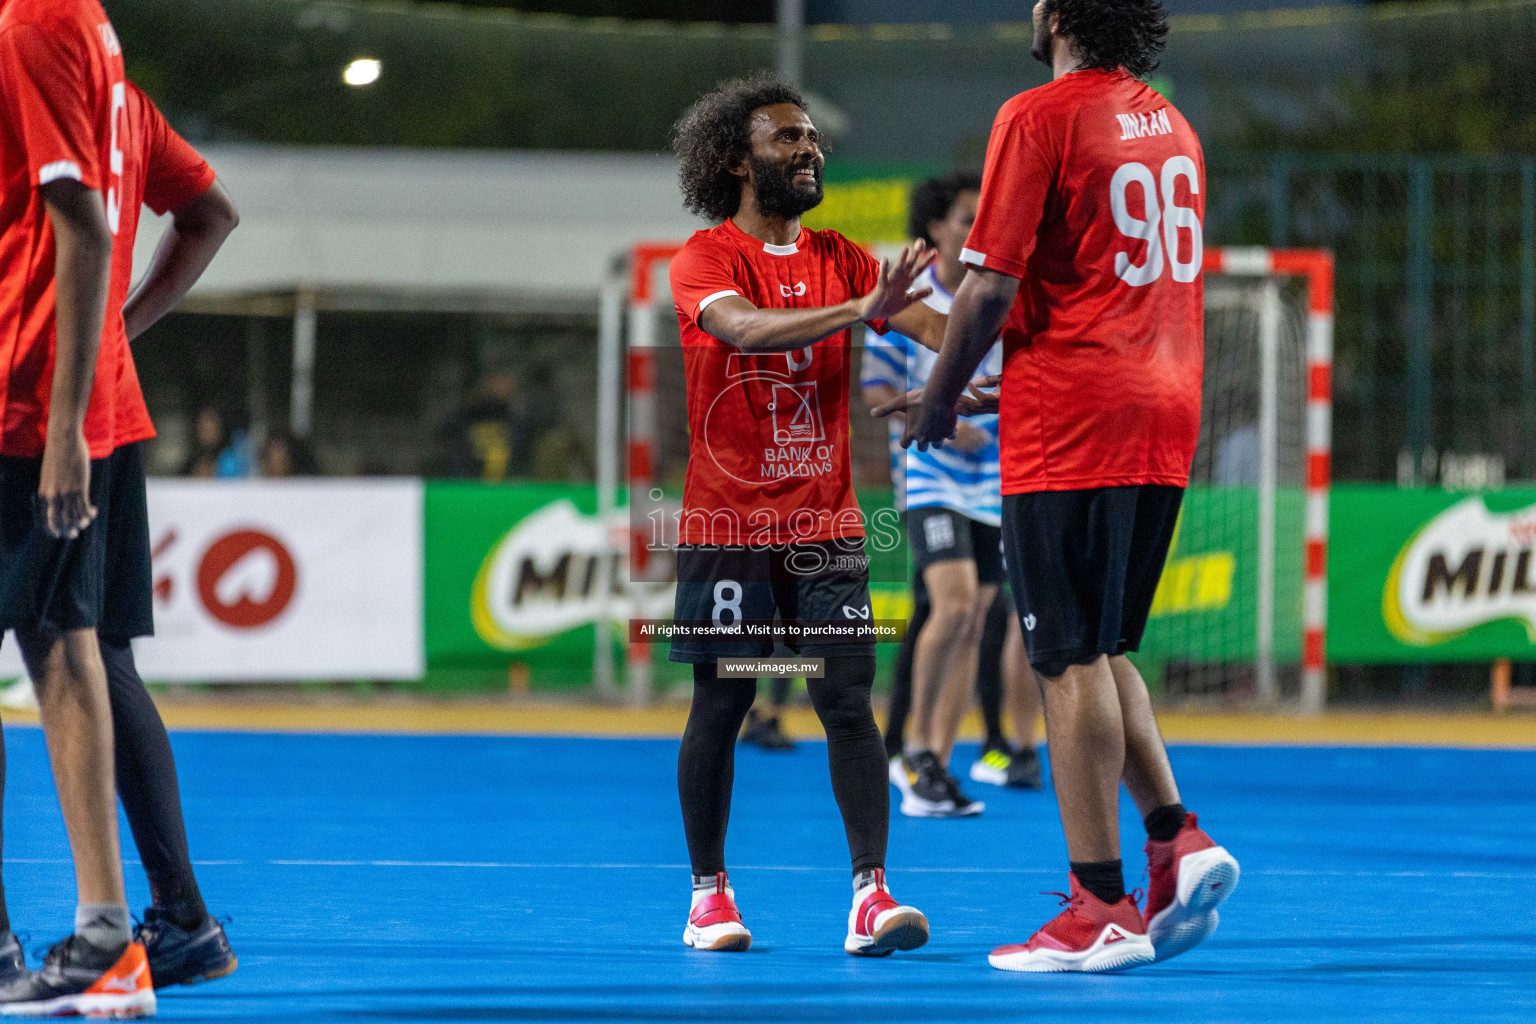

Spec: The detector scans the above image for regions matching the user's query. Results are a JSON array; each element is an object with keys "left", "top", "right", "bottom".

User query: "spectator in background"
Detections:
[
  {"left": 430, "top": 370, "right": 535, "bottom": 480},
  {"left": 259, "top": 432, "right": 317, "bottom": 477},
  {"left": 180, "top": 407, "right": 251, "bottom": 477}
]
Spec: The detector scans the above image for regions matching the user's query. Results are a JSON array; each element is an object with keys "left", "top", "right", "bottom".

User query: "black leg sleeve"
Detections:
[
  {"left": 677, "top": 665, "right": 757, "bottom": 876},
  {"left": 884, "top": 579, "right": 930, "bottom": 757},
  {"left": 100, "top": 636, "right": 207, "bottom": 926},
  {"left": 976, "top": 588, "right": 1010, "bottom": 747},
  {"left": 808, "top": 655, "right": 887, "bottom": 875}
]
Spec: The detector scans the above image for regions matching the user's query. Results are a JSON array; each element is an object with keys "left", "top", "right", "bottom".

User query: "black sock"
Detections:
[
  {"left": 808, "top": 656, "right": 887, "bottom": 874},
  {"left": 101, "top": 636, "right": 208, "bottom": 928},
  {"left": 884, "top": 579, "right": 928, "bottom": 758},
  {"left": 1144, "top": 803, "right": 1189, "bottom": 843},
  {"left": 678, "top": 666, "right": 757, "bottom": 876},
  {"left": 975, "top": 589, "right": 1008, "bottom": 747},
  {"left": 1070, "top": 860, "right": 1125, "bottom": 905}
]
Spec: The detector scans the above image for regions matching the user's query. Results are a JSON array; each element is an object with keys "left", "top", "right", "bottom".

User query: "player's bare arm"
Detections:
[
  {"left": 39, "top": 179, "right": 112, "bottom": 539},
  {"left": 885, "top": 297, "right": 947, "bottom": 354},
  {"left": 124, "top": 179, "right": 238, "bottom": 342},
  {"left": 871, "top": 375, "right": 1001, "bottom": 419},
  {"left": 904, "top": 266, "right": 1018, "bottom": 451},
  {"left": 699, "top": 241, "right": 935, "bottom": 353}
]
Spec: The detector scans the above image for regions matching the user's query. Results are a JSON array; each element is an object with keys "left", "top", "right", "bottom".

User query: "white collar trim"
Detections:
[{"left": 763, "top": 238, "right": 800, "bottom": 256}]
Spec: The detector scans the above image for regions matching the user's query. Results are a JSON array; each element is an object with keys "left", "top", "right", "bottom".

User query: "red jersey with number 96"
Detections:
[
  {"left": 962, "top": 69, "right": 1205, "bottom": 495},
  {"left": 0, "top": 0, "right": 128, "bottom": 458},
  {"left": 668, "top": 218, "right": 888, "bottom": 546}
]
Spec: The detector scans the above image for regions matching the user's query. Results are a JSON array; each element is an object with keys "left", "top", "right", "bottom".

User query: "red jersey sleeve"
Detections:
[
  {"left": 136, "top": 85, "right": 214, "bottom": 214},
  {"left": 668, "top": 236, "right": 744, "bottom": 327},
  {"left": 962, "top": 102, "right": 1058, "bottom": 280},
  {"left": 830, "top": 233, "right": 888, "bottom": 336},
  {"left": 0, "top": 22, "right": 103, "bottom": 189}
]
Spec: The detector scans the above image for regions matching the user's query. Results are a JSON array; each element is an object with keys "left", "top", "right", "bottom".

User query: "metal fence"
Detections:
[{"left": 1209, "top": 155, "right": 1536, "bottom": 485}]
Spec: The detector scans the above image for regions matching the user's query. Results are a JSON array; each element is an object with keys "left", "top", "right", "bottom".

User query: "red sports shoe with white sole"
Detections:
[
  {"left": 988, "top": 874, "right": 1155, "bottom": 973},
  {"left": 844, "top": 869, "right": 929, "bottom": 957},
  {"left": 1144, "top": 812, "right": 1240, "bottom": 962},
  {"left": 683, "top": 873, "right": 752, "bottom": 952}
]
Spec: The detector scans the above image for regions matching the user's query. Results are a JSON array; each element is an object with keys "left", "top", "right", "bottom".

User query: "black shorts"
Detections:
[
  {"left": 0, "top": 442, "right": 153, "bottom": 639},
  {"left": 1000, "top": 484, "right": 1182, "bottom": 677},
  {"left": 906, "top": 505, "right": 1003, "bottom": 585},
  {"left": 669, "top": 539, "right": 876, "bottom": 663}
]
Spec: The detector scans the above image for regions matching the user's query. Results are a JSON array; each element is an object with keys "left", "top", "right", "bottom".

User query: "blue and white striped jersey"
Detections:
[{"left": 859, "top": 265, "right": 1003, "bottom": 524}]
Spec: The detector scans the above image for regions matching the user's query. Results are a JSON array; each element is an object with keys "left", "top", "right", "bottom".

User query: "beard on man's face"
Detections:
[{"left": 748, "top": 153, "right": 824, "bottom": 219}]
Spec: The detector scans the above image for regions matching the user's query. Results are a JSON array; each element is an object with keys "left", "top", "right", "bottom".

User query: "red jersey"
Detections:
[
  {"left": 668, "top": 218, "right": 887, "bottom": 546},
  {"left": 0, "top": 0, "right": 128, "bottom": 457},
  {"left": 109, "top": 83, "right": 217, "bottom": 447},
  {"left": 962, "top": 69, "right": 1206, "bottom": 495}
]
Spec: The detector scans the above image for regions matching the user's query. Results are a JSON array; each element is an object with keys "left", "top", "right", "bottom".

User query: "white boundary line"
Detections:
[{"left": 7, "top": 858, "right": 1527, "bottom": 879}]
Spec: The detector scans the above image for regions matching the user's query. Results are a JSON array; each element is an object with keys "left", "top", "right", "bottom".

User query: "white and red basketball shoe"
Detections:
[
  {"left": 1144, "top": 812, "right": 1240, "bottom": 962},
  {"left": 682, "top": 873, "right": 752, "bottom": 952},
  {"left": 988, "top": 873, "right": 1155, "bottom": 973},
  {"left": 844, "top": 869, "right": 929, "bottom": 957}
]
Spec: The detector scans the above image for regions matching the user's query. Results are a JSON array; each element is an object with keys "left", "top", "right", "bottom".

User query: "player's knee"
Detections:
[
  {"left": 688, "top": 665, "right": 757, "bottom": 729},
  {"left": 922, "top": 599, "right": 974, "bottom": 640},
  {"left": 808, "top": 656, "right": 876, "bottom": 732}
]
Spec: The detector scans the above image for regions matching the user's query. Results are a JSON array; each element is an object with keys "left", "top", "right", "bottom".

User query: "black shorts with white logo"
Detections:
[
  {"left": 0, "top": 442, "right": 154, "bottom": 638},
  {"left": 1000, "top": 484, "right": 1182, "bottom": 678},
  {"left": 905, "top": 505, "right": 1003, "bottom": 585},
  {"left": 669, "top": 538, "right": 876, "bottom": 663}
]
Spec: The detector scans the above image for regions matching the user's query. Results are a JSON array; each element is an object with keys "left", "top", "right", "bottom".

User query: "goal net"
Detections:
[{"left": 606, "top": 244, "right": 1332, "bottom": 711}]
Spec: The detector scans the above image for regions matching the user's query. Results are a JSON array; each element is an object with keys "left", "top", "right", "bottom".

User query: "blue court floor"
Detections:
[{"left": 1, "top": 727, "right": 1533, "bottom": 1022}]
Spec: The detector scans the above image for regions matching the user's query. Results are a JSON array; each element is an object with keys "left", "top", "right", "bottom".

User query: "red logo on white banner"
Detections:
[{"left": 195, "top": 530, "right": 298, "bottom": 629}]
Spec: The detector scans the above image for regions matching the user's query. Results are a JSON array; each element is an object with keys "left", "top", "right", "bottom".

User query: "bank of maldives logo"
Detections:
[{"left": 1384, "top": 497, "right": 1536, "bottom": 645}]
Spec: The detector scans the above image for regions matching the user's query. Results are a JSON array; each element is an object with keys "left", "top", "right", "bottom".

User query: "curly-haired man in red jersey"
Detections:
[{"left": 667, "top": 73, "right": 950, "bottom": 958}]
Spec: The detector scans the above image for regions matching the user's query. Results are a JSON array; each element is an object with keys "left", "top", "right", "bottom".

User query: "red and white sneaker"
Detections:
[
  {"left": 1144, "top": 812, "right": 1240, "bottom": 962},
  {"left": 988, "top": 874, "right": 1155, "bottom": 973},
  {"left": 682, "top": 873, "right": 752, "bottom": 952},
  {"left": 844, "top": 870, "right": 929, "bottom": 957}
]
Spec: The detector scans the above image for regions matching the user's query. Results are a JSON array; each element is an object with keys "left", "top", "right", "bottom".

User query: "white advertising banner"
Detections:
[{"left": 0, "top": 480, "right": 424, "bottom": 682}]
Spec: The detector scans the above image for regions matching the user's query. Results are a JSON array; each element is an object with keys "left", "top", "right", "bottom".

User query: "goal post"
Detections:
[
  {"left": 1202, "top": 248, "right": 1333, "bottom": 712},
  {"left": 598, "top": 242, "right": 1333, "bottom": 712}
]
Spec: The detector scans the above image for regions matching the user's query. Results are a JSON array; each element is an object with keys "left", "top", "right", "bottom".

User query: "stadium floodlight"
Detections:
[{"left": 343, "top": 58, "right": 381, "bottom": 87}]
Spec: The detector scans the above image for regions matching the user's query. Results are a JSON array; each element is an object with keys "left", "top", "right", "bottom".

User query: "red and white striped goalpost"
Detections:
[
  {"left": 1205, "top": 247, "right": 1334, "bottom": 713},
  {"left": 608, "top": 243, "right": 1333, "bottom": 711}
]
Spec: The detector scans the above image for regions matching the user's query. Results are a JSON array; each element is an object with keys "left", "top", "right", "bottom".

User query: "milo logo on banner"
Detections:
[
  {"left": 471, "top": 500, "right": 673, "bottom": 650},
  {"left": 1384, "top": 496, "right": 1536, "bottom": 646}
]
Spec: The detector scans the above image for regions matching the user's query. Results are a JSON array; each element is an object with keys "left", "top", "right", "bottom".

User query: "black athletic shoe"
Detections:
[
  {"left": 899, "top": 751, "right": 959, "bottom": 817},
  {"left": 137, "top": 909, "right": 238, "bottom": 989},
  {"left": 1005, "top": 746, "right": 1044, "bottom": 789},
  {"left": 0, "top": 935, "right": 154, "bottom": 1017},
  {"left": 939, "top": 767, "right": 985, "bottom": 817},
  {"left": 0, "top": 933, "right": 24, "bottom": 988},
  {"left": 740, "top": 709, "right": 796, "bottom": 752}
]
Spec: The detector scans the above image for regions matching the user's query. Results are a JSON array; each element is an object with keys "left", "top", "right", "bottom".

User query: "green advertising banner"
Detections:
[
  {"left": 425, "top": 483, "right": 641, "bottom": 685},
  {"left": 1329, "top": 486, "right": 1536, "bottom": 662},
  {"left": 1138, "top": 486, "right": 1305, "bottom": 663}
]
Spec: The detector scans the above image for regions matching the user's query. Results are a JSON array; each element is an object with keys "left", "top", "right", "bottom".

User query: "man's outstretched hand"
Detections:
[
  {"left": 870, "top": 374, "right": 1002, "bottom": 419},
  {"left": 857, "top": 240, "right": 937, "bottom": 323}
]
